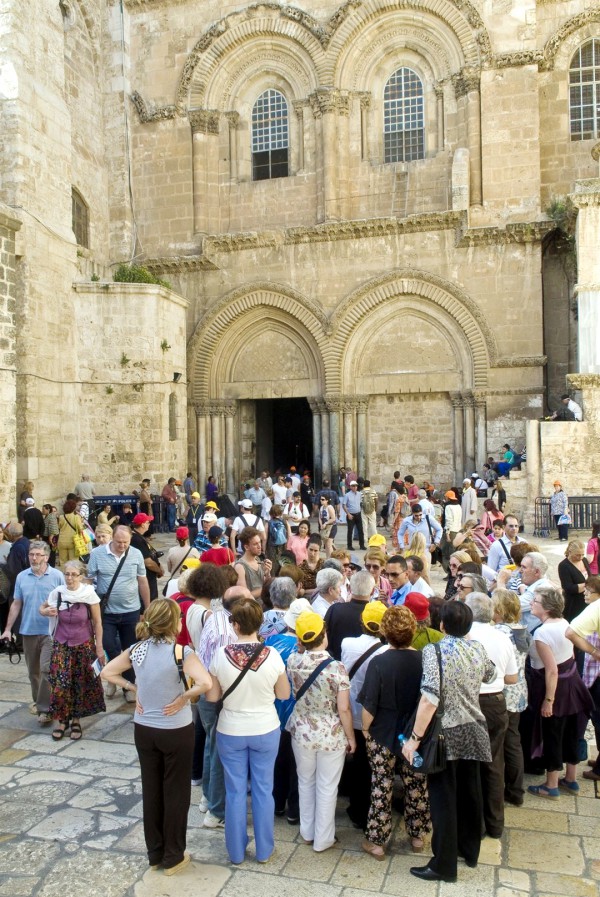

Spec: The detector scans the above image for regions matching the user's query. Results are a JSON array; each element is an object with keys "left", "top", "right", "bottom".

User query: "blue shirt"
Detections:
[
  {"left": 343, "top": 490, "right": 362, "bottom": 515},
  {"left": 397, "top": 514, "right": 442, "bottom": 547},
  {"left": 391, "top": 583, "right": 410, "bottom": 606},
  {"left": 265, "top": 631, "right": 298, "bottom": 728},
  {"left": 87, "top": 543, "right": 146, "bottom": 613},
  {"left": 14, "top": 566, "right": 65, "bottom": 635}
]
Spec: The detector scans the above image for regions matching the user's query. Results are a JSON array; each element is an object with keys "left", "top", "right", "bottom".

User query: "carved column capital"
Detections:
[
  {"left": 221, "top": 400, "right": 237, "bottom": 417},
  {"left": 462, "top": 392, "right": 475, "bottom": 408},
  {"left": 194, "top": 403, "right": 210, "bottom": 417},
  {"left": 325, "top": 394, "right": 345, "bottom": 413},
  {"left": 224, "top": 111, "right": 239, "bottom": 130},
  {"left": 357, "top": 91, "right": 371, "bottom": 110},
  {"left": 309, "top": 89, "right": 350, "bottom": 118},
  {"left": 449, "top": 391, "right": 465, "bottom": 408},
  {"left": 472, "top": 390, "right": 488, "bottom": 407},
  {"left": 189, "top": 109, "right": 220, "bottom": 135}
]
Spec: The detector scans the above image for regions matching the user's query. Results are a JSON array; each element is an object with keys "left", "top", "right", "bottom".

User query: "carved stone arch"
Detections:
[
  {"left": 208, "top": 43, "right": 317, "bottom": 111},
  {"left": 541, "top": 10, "right": 600, "bottom": 71},
  {"left": 188, "top": 283, "right": 333, "bottom": 402},
  {"left": 327, "top": 0, "right": 492, "bottom": 85},
  {"left": 178, "top": 9, "right": 327, "bottom": 112},
  {"left": 329, "top": 270, "right": 497, "bottom": 391}
]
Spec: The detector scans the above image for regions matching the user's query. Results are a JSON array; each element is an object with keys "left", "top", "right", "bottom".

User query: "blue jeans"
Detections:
[
  {"left": 217, "top": 728, "right": 280, "bottom": 864},
  {"left": 197, "top": 696, "right": 225, "bottom": 818},
  {"left": 166, "top": 504, "right": 176, "bottom": 531},
  {"left": 102, "top": 610, "right": 139, "bottom": 685}
]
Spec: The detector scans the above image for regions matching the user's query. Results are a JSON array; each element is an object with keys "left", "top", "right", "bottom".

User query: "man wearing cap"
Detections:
[
  {"left": 194, "top": 512, "right": 220, "bottom": 553},
  {"left": 130, "top": 513, "right": 162, "bottom": 601},
  {"left": 230, "top": 499, "right": 265, "bottom": 553},
  {"left": 551, "top": 393, "right": 582, "bottom": 421},
  {"left": 324, "top": 570, "right": 376, "bottom": 661},
  {"left": 343, "top": 481, "right": 365, "bottom": 551},
  {"left": 461, "top": 478, "right": 478, "bottom": 525},
  {"left": 341, "top": 601, "right": 389, "bottom": 829},
  {"left": 385, "top": 555, "right": 411, "bottom": 606},
  {"left": 397, "top": 504, "right": 442, "bottom": 554},
  {"left": 22, "top": 498, "right": 44, "bottom": 541},
  {"left": 185, "top": 492, "right": 203, "bottom": 542},
  {"left": 161, "top": 477, "right": 178, "bottom": 532},
  {"left": 404, "top": 593, "right": 443, "bottom": 649}
]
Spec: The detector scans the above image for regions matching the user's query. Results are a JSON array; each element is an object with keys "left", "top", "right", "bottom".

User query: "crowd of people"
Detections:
[{"left": 0, "top": 461, "right": 599, "bottom": 881}]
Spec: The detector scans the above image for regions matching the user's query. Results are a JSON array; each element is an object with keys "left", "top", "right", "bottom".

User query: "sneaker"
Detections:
[
  {"left": 163, "top": 852, "right": 191, "bottom": 876},
  {"left": 199, "top": 796, "right": 209, "bottom": 813},
  {"left": 124, "top": 689, "right": 136, "bottom": 703},
  {"left": 203, "top": 811, "right": 224, "bottom": 829},
  {"left": 191, "top": 779, "right": 202, "bottom": 787},
  {"left": 104, "top": 682, "right": 117, "bottom": 698},
  {"left": 37, "top": 713, "right": 52, "bottom": 726}
]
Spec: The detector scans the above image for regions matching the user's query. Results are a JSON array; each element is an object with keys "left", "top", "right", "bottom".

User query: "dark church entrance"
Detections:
[{"left": 255, "top": 398, "right": 313, "bottom": 477}]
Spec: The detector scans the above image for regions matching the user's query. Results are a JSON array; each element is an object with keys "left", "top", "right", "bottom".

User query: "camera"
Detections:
[{"left": 154, "top": 550, "right": 164, "bottom": 559}]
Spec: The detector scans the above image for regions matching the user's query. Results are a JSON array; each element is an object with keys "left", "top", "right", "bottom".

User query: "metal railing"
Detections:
[{"left": 534, "top": 496, "right": 600, "bottom": 537}]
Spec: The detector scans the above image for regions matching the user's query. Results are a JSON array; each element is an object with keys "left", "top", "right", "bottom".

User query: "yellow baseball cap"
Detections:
[
  {"left": 181, "top": 558, "right": 201, "bottom": 570},
  {"left": 368, "top": 534, "right": 387, "bottom": 548},
  {"left": 295, "top": 611, "right": 325, "bottom": 644},
  {"left": 362, "top": 601, "right": 387, "bottom": 633}
]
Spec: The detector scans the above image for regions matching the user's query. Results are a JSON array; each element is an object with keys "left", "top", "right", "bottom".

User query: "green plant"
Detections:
[
  {"left": 91, "top": 273, "right": 100, "bottom": 282},
  {"left": 112, "top": 263, "right": 171, "bottom": 290},
  {"left": 161, "top": 339, "right": 171, "bottom": 353},
  {"left": 105, "top": 385, "right": 114, "bottom": 394},
  {"left": 120, "top": 352, "right": 131, "bottom": 367},
  {"left": 545, "top": 195, "right": 577, "bottom": 280}
]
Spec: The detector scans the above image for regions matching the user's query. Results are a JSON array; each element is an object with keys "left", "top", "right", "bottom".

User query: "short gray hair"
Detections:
[
  {"left": 461, "top": 573, "right": 488, "bottom": 595},
  {"left": 322, "top": 558, "right": 343, "bottom": 573},
  {"left": 465, "top": 592, "right": 493, "bottom": 623},
  {"left": 270, "top": 577, "right": 297, "bottom": 609},
  {"left": 64, "top": 559, "right": 86, "bottom": 576},
  {"left": 349, "top": 570, "right": 375, "bottom": 599},
  {"left": 534, "top": 585, "right": 564, "bottom": 618},
  {"left": 316, "top": 568, "right": 343, "bottom": 593},
  {"left": 5, "top": 520, "right": 23, "bottom": 538},
  {"left": 524, "top": 552, "right": 548, "bottom": 576},
  {"left": 29, "top": 540, "right": 50, "bottom": 557}
]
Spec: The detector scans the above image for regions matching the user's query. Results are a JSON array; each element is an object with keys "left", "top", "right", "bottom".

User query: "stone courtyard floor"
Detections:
[{"left": 0, "top": 529, "right": 599, "bottom": 896}]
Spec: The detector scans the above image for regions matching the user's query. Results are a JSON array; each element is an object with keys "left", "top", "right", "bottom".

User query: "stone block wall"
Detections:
[{"left": 0, "top": 205, "right": 20, "bottom": 522}]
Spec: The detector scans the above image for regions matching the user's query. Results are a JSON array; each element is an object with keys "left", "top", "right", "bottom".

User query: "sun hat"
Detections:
[
  {"left": 404, "top": 592, "right": 430, "bottom": 621},
  {"left": 282, "top": 598, "right": 312, "bottom": 631},
  {"left": 175, "top": 526, "right": 189, "bottom": 540}
]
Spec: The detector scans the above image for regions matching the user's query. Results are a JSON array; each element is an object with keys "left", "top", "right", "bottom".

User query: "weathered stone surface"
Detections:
[{"left": 507, "top": 830, "right": 584, "bottom": 875}]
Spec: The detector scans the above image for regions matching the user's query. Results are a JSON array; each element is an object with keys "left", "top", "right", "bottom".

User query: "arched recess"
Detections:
[
  {"left": 541, "top": 10, "right": 600, "bottom": 71},
  {"left": 188, "top": 284, "right": 332, "bottom": 403},
  {"left": 329, "top": 270, "right": 497, "bottom": 392}
]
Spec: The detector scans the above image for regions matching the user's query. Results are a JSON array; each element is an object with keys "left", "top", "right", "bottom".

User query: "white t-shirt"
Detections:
[
  {"left": 261, "top": 496, "right": 273, "bottom": 520},
  {"left": 231, "top": 513, "right": 265, "bottom": 537},
  {"left": 407, "top": 577, "right": 434, "bottom": 598},
  {"left": 272, "top": 484, "right": 287, "bottom": 506},
  {"left": 312, "top": 593, "right": 334, "bottom": 618},
  {"left": 529, "top": 618, "right": 574, "bottom": 669},
  {"left": 211, "top": 643, "right": 284, "bottom": 736},
  {"left": 186, "top": 603, "right": 212, "bottom": 651},
  {"left": 340, "top": 634, "right": 389, "bottom": 729},
  {"left": 569, "top": 602, "right": 600, "bottom": 639},
  {"left": 469, "top": 622, "right": 518, "bottom": 693}
]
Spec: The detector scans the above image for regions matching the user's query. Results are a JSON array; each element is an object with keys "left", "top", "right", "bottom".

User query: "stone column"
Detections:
[
  {"left": 293, "top": 101, "right": 306, "bottom": 172},
  {"left": 356, "top": 397, "right": 370, "bottom": 478},
  {"left": 308, "top": 399, "right": 322, "bottom": 486},
  {"left": 0, "top": 204, "right": 20, "bottom": 521},
  {"left": 473, "top": 391, "right": 488, "bottom": 471},
  {"left": 209, "top": 402, "right": 224, "bottom": 493},
  {"left": 463, "top": 392, "right": 476, "bottom": 475},
  {"left": 190, "top": 110, "right": 220, "bottom": 234},
  {"left": 525, "top": 418, "right": 541, "bottom": 529},
  {"left": 435, "top": 85, "right": 445, "bottom": 152},
  {"left": 343, "top": 399, "right": 355, "bottom": 470},
  {"left": 450, "top": 393, "right": 465, "bottom": 482},
  {"left": 224, "top": 112, "right": 239, "bottom": 182},
  {"left": 194, "top": 404, "right": 209, "bottom": 495},
  {"left": 464, "top": 70, "right": 482, "bottom": 206},
  {"left": 570, "top": 172, "right": 600, "bottom": 373},
  {"left": 358, "top": 93, "right": 371, "bottom": 161},
  {"left": 326, "top": 396, "right": 342, "bottom": 483},
  {"left": 223, "top": 401, "right": 237, "bottom": 495},
  {"left": 309, "top": 89, "right": 349, "bottom": 222},
  {"left": 320, "top": 403, "right": 331, "bottom": 483}
]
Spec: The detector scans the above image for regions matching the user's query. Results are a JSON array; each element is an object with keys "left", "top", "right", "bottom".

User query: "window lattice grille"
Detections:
[
  {"left": 251, "top": 89, "right": 289, "bottom": 180},
  {"left": 570, "top": 39, "right": 600, "bottom": 141},
  {"left": 383, "top": 68, "right": 424, "bottom": 163}
]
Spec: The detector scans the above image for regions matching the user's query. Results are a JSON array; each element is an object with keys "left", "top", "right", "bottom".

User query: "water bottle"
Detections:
[{"left": 397, "top": 734, "right": 424, "bottom": 768}]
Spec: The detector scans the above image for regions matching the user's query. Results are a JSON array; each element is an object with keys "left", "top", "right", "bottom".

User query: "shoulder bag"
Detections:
[
  {"left": 215, "top": 642, "right": 265, "bottom": 716},
  {"left": 98, "top": 549, "right": 130, "bottom": 614},
  {"left": 425, "top": 515, "right": 443, "bottom": 565},
  {"left": 401, "top": 642, "right": 447, "bottom": 774},
  {"left": 295, "top": 657, "right": 334, "bottom": 701},
  {"left": 348, "top": 642, "right": 382, "bottom": 680},
  {"left": 174, "top": 643, "right": 200, "bottom": 705}
]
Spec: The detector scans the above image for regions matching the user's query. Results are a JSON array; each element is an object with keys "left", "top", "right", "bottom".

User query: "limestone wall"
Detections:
[{"left": 0, "top": 205, "right": 20, "bottom": 522}]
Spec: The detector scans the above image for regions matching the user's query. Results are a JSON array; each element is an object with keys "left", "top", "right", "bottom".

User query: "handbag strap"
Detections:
[
  {"left": 103, "top": 549, "right": 130, "bottom": 604},
  {"left": 63, "top": 514, "right": 78, "bottom": 533},
  {"left": 220, "top": 642, "right": 265, "bottom": 704},
  {"left": 174, "top": 643, "right": 190, "bottom": 692},
  {"left": 499, "top": 538, "right": 512, "bottom": 563},
  {"left": 434, "top": 642, "right": 445, "bottom": 716},
  {"left": 165, "top": 547, "right": 193, "bottom": 588},
  {"left": 295, "top": 657, "right": 334, "bottom": 702},
  {"left": 348, "top": 642, "right": 382, "bottom": 680}
]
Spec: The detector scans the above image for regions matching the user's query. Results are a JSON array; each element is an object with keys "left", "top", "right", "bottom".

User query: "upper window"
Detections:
[
  {"left": 251, "top": 89, "right": 289, "bottom": 181},
  {"left": 71, "top": 188, "right": 89, "bottom": 248},
  {"left": 570, "top": 40, "right": 600, "bottom": 141},
  {"left": 384, "top": 68, "right": 424, "bottom": 163}
]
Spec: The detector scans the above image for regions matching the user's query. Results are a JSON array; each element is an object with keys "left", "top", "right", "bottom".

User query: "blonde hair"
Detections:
[
  {"left": 364, "top": 547, "right": 387, "bottom": 566},
  {"left": 403, "top": 532, "right": 427, "bottom": 559},
  {"left": 95, "top": 523, "right": 113, "bottom": 537},
  {"left": 492, "top": 589, "right": 521, "bottom": 624},
  {"left": 565, "top": 540, "right": 586, "bottom": 559},
  {"left": 450, "top": 550, "right": 471, "bottom": 566},
  {"left": 176, "top": 568, "right": 194, "bottom": 594},
  {"left": 135, "top": 599, "right": 180, "bottom": 641}
]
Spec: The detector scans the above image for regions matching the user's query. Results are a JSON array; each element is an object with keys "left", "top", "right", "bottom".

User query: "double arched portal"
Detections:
[{"left": 188, "top": 271, "right": 497, "bottom": 492}]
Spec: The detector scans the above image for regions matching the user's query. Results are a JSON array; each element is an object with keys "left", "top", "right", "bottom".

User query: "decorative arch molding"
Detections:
[
  {"left": 188, "top": 283, "right": 332, "bottom": 402},
  {"left": 328, "top": 0, "right": 492, "bottom": 84},
  {"left": 329, "top": 269, "right": 498, "bottom": 391},
  {"left": 541, "top": 10, "right": 600, "bottom": 71}
]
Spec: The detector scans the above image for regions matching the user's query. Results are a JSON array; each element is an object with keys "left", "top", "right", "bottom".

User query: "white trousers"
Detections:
[
  {"left": 292, "top": 740, "right": 346, "bottom": 851},
  {"left": 361, "top": 511, "right": 377, "bottom": 539}
]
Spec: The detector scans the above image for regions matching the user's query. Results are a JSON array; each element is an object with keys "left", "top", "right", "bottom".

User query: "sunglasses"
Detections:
[{"left": 365, "top": 564, "right": 381, "bottom": 571}]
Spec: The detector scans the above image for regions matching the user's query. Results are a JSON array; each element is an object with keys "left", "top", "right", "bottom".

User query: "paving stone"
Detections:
[
  {"left": 14, "top": 755, "right": 73, "bottom": 771},
  {"left": 507, "top": 830, "right": 584, "bottom": 874},
  {"left": 0, "top": 838, "right": 60, "bottom": 873},
  {"left": 0, "top": 750, "right": 30, "bottom": 765},
  {"left": 576, "top": 797, "right": 600, "bottom": 817},
  {"left": 438, "top": 863, "right": 495, "bottom": 895},
  {"left": 497, "top": 869, "right": 530, "bottom": 891},
  {"left": 66, "top": 760, "right": 139, "bottom": 780},
  {"left": 0, "top": 877, "right": 41, "bottom": 895},
  {"left": 535, "top": 872, "right": 599, "bottom": 897},
  {"left": 478, "top": 836, "right": 502, "bottom": 866},
  {"left": 0, "top": 701, "right": 24, "bottom": 717},
  {"left": 582, "top": 837, "right": 600, "bottom": 860},
  {"left": 383, "top": 854, "right": 439, "bottom": 896},
  {"left": 0, "top": 780, "right": 80, "bottom": 806},
  {"left": 15, "top": 769, "right": 91, "bottom": 787},
  {"left": 134, "top": 861, "right": 231, "bottom": 897},
  {"left": 60, "top": 739, "right": 138, "bottom": 766},
  {"left": 0, "top": 767, "right": 22, "bottom": 786},
  {"left": 330, "top": 848, "right": 388, "bottom": 890},
  {"left": 185, "top": 828, "right": 230, "bottom": 865},
  {"left": 568, "top": 814, "right": 600, "bottom": 836},
  {"left": 495, "top": 888, "right": 524, "bottom": 897},
  {"left": 0, "top": 728, "right": 28, "bottom": 752},
  {"left": 10, "top": 735, "right": 69, "bottom": 755},
  {"left": 504, "top": 806, "right": 568, "bottom": 833},
  {"left": 220, "top": 870, "right": 342, "bottom": 897},
  {"left": 27, "top": 808, "right": 96, "bottom": 841},
  {"left": 283, "top": 843, "right": 342, "bottom": 880},
  {"left": 35, "top": 848, "right": 142, "bottom": 897},
  {"left": 0, "top": 799, "right": 49, "bottom": 834}
]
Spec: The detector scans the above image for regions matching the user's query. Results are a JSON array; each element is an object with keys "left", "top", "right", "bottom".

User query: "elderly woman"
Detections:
[
  {"left": 558, "top": 540, "right": 589, "bottom": 623},
  {"left": 310, "top": 568, "right": 344, "bottom": 618},
  {"left": 260, "top": 575, "right": 298, "bottom": 638},
  {"left": 359, "top": 605, "right": 430, "bottom": 859},
  {"left": 207, "top": 597, "right": 290, "bottom": 865},
  {"left": 526, "top": 586, "right": 593, "bottom": 800},
  {"left": 550, "top": 481, "right": 569, "bottom": 541},
  {"left": 102, "top": 599, "right": 211, "bottom": 874},
  {"left": 40, "top": 559, "right": 105, "bottom": 741},
  {"left": 402, "top": 602, "right": 495, "bottom": 883},
  {"left": 455, "top": 570, "right": 488, "bottom": 602},
  {"left": 286, "top": 610, "right": 356, "bottom": 852},
  {"left": 57, "top": 499, "right": 85, "bottom": 566}
]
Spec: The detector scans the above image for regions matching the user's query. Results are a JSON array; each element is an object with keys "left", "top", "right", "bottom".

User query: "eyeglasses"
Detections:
[
  {"left": 365, "top": 564, "right": 381, "bottom": 571},
  {"left": 64, "top": 572, "right": 81, "bottom": 577}
]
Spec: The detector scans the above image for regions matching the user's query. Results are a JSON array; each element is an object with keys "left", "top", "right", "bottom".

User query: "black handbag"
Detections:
[{"left": 404, "top": 642, "right": 447, "bottom": 775}]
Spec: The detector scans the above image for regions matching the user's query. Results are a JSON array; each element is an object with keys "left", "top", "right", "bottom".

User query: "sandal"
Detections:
[
  {"left": 70, "top": 721, "right": 83, "bottom": 741},
  {"left": 527, "top": 784, "right": 560, "bottom": 800},
  {"left": 361, "top": 840, "right": 386, "bottom": 861},
  {"left": 52, "top": 723, "right": 68, "bottom": 741}
]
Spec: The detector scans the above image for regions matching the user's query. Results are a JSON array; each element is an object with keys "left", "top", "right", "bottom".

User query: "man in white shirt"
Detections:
[
  {"left": 487, "top": 516, "right": 524, "bottom": 573},
  {"left": 466, "top": 593, "right": 518, "bottom": 836},
  {"left": 461, "top": 478, "right": 478, "bottom": 525},
  {"left": 518, "top": 552, "right": 554, "bottom": 631},
  {"left": 551, "top": 394, "right": 582, "bottom": 421},
  {"left": 230, "top": 499, "right": 265, "bottom": 552},
  {"left": 405, "top": 556, "right": 434, "bottom": 598},
  {"left": 272, "top": 476, "right": 288, "bottom": 507}
]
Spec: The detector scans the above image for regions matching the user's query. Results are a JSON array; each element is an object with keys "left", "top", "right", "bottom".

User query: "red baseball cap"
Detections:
[{"left": 132, "top": 513, "right": 154, "bottom": 525}]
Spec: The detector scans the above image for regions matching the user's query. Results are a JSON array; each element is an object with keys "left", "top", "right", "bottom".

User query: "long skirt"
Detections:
[{"left": 48, "top": 638, "right": 106, "bottom": 721}]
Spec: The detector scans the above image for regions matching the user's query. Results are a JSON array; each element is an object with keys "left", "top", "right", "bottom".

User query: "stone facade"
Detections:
[
  {"left": 0, "top": 204, "right": 21, "bottom": 521},
  {"left": 1, "top": 0, "right": 600, "bottom": 517}
]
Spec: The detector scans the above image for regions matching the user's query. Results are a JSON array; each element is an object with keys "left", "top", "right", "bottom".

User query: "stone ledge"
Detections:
[
  {"left": 72, "top": 281, "right": 190, "bottom": 310},
  {"left": 0, "top": 203, "right": 22, "bottom": 232}
]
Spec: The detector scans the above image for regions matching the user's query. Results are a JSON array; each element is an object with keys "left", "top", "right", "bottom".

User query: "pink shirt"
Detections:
[
  {"left": 587, "top": 537, "right": 599, "bottom": 575},
  {"left": 288, "top": 534, "right": 309, "bottom": 564}
]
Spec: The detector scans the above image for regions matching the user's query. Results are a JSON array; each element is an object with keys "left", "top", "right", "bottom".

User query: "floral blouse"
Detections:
[
  {"left": 421, "top": 636, "right": 495, "bottom": 762},
  {"left": 285, "top": 649, "right": 350, "bottom": 752},
  {"left": 495, "top": 623, "right": 530, "bottom": 713}
]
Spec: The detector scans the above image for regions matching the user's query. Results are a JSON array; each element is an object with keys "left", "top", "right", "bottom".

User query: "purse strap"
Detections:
[
  {"left": 174, "top": 643, "right": 190, "bottom": 692},
  {"left": 165, "top": 547, "right": 193, "bottom": 588},
  {"left": 295, "top": 657, "right": 334, "bottom": 702},
  {"left": 103, "top": 549, "right": 130, "bottom": 605},
  {"left": 348, "top": 642, "right": 382, "bottom": 680},
  {"left": 220, "top": 642, "right": 265, "bottom": 704}
]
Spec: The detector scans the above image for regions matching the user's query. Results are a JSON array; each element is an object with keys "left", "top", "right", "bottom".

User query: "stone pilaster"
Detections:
[
  {"left": 0, "top": 204, "right": 21, "bottom": 520},
  {"left": 190, "top": 110, "right": 221, "bottom": 234},
  {"left": 450, "top": 392, "right": 465, "bottom": 483},
  {"left": 570, "top": 176, "right": 600, "bottom": 373},
  {"left": 309, "top": 89, "right": 350, "bottom": 222}
]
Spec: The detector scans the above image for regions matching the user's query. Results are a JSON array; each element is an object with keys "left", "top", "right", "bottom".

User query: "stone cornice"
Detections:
[
  {"left": 0, "top": 203, "right": 22, "bottom": 232},
  {"left": 457, "top": 221, "right": 553, "bottom": 247},
  {"left": 567, "top": 374, "right": 600, "bottom": 390},
  {"left": 130, "top": 91, "right": 176, "bottom": 123},
  {"left": 143, "top": 255, "right": 219, "bottom": 273},
  {"left": 492, "top": 51, "right": 543, "bottom": 70},
  {"left": 493, "top": 356, "right": 547, "bottom": 368},
  {"left": 72, "top": 281, "right": 190, "bottom": 309},
  {"left": 570, "top": 179, "right": 600, "bottom": 208}
]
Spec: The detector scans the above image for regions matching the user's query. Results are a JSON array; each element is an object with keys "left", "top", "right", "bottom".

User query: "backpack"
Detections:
[
  {"left": 268, "top": 518, "right": 287, "bottom": 546},
  {"left": 361, "top": 489, "right": 376, "bottom": 515}
]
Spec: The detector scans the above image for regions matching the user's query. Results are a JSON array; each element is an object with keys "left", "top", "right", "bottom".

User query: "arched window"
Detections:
[
  {"left": 251, "top": 89, "right": 289, "bottom": 181},
  {"left": 383, "top": 68, "right": 424, "bottom": 163},
  {"left": 570, "top": 40, "right": 600, "bottom": 141},
  {"left": 71, "top": 187, "right": 89, "bottom": 248}
]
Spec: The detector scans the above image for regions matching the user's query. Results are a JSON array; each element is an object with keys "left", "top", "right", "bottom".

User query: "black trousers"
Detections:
[
  {"left": 479, "top": 693, "right": 508, "bottom": 838},
  {"left": 345, "top": 729, "right": 371, "bottom": 829},
  {"left": 192, "top": 708, "right": 205, "bottom": 782},
  {"left": 428, "top": 758, "right": 483, "bottom": 878},
  {"left": 134, "top": 722, "right": 195, "bottom": 869},
  {"left": 273, "top": 729, "right": 299, "bottom": 819},
  {"left": 346, "top": 514, "right": 365, "bottom": 549},
  {"left": 504, "top": 710, "right": 524, "bottom": 803},
  {"left": 541, "top": 713, "right": 579, "bottom": 771}
]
